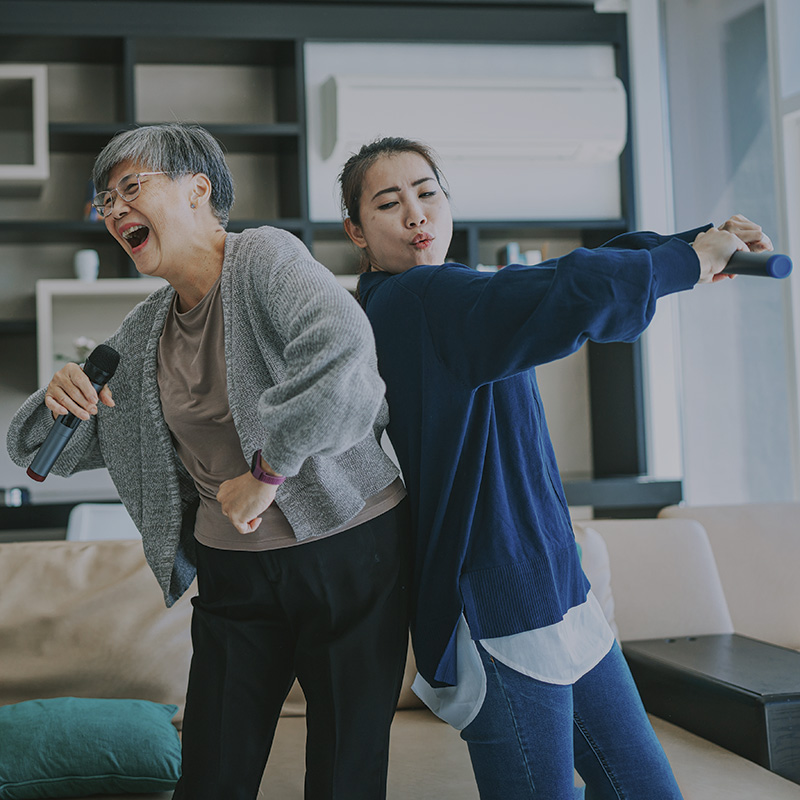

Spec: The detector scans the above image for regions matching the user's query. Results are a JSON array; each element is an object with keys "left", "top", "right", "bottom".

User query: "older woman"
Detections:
[
  {"left": 338, "top": 136, "right": 772, "bottom": 800},
  {"left": 7, "top": 123, "right": 410, "bottom": 800}
]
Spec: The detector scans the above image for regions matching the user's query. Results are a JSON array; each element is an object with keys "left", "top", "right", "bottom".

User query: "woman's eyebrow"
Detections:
[{"left": 371, "top": 176, "right": 435, "bottom": 202}]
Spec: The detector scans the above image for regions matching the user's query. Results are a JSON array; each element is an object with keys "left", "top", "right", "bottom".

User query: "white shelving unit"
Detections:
[
  {"left": 0, "top": 64, "right": 49, "bottom": 189},
  {"left": 35, "top": 279, "right": 167, "bottom": 388},
  {"left": 35, "top": 275, "right": 357, "bottom": 389}
]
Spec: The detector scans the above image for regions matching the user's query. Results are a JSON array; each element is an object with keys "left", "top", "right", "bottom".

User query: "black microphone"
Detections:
[
  {"left": 722, "top": 251, "right": 793, "bottom": 278},
  {"left": 27, "top": 344, "right": 121, "bottom": 482}
]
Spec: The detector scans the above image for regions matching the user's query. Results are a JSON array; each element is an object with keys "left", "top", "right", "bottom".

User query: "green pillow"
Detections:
[{"left": 0, "top": 697, "right": 181, "bottom": 799}]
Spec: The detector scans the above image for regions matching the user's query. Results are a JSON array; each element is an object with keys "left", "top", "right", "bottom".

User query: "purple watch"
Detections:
[{"left": 251, "top": 450, "right": 286, "bottom": 486}]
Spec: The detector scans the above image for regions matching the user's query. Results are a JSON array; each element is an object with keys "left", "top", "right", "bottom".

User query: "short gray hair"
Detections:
[{"left": 92, "top": 123, "right": 235, "bottom": 228}]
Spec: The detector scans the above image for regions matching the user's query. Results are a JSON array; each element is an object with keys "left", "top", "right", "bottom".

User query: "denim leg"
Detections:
[
  {"left": 572, "top": 643, "right": 684, "bottom": 800},
  {"left": 459, "top": 643, "right": 584, "bottom": 800}
]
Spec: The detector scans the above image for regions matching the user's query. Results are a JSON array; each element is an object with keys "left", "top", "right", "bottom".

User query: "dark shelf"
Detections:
[
  {"left": 48, "top": 122, "right": 301, "bottom": 154},
  {"left": 135, "top": 36, "right": 296, "bottom": 67},
  {"left": 454, "top": 219, "right": 628, "bottom": 232},
  {"left": 0, "top": 475, "right": 680, "bottom": 534},
  {"left": 0, "top": 320, "right": 36, "bottom": 335},
  {"left": 0, "top": 34, "right": 125, "bottom": 64},
  {"left": 0, "top": 502, "right": 77, "bottom": 531},
  {"left": 0, "top": 218, "right": 308, "bottom": 244},
  {"left": 203, "top": 124, "right": 301, "bottom": 153},
  {"left": 228, "top": 218, "right": 305, "bottom": 234},
  {"left": 49, "top": 123, "right": 134, "bottom": 153},
  {"left": 563, "top": 476, "right": 682, "bottom": 518},
  {"left": 311, "top": 219, "right": 629, "bottom": 235},
  {"left": 0, "top": 220, "right": 110, "bottom": 244},
  {"left": 0, "top": 0, "right": 643, "bottom": 499}
]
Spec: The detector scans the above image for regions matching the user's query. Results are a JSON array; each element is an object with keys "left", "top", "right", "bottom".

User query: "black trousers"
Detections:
[{"left": 172, "top": 499, "right": 411, "bottom": 800}]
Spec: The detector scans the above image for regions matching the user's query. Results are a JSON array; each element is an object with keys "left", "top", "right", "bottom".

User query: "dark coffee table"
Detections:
[{"left": 623, "top": 634, "right": 800, "bottom": 784}]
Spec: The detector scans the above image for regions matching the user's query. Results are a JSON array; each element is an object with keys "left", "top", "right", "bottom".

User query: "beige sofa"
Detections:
[
  {"left": 1, "top": 506, "right": 799, "bottom": 799},
  {"left": 657, "top": 502, "right": 800, "bottom": 652}
]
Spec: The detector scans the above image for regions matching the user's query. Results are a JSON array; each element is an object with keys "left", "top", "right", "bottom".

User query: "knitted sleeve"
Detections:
[
  {"left": 236, "top": 229, "right": 386, "bottom": 476},
  {"left": 421, "top": 234, "right": 701, "bottom": 388},
  {"left": 5, "top": 387, "right": 106, "bottom": 476}
]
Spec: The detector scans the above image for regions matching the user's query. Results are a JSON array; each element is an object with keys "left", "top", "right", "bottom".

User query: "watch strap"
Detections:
[{"left": 250, "top": 449, "right": 286, "bottom": 486}]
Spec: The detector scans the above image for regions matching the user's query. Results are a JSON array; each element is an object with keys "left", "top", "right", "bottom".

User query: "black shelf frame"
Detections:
[{"left": 0, "top": 0, "right": 673, "bottom": 512}]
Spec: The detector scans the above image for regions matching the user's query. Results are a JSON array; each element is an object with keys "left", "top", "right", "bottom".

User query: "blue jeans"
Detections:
[{"left": 460, "top": 642, "right": 684, "bottom": 800}]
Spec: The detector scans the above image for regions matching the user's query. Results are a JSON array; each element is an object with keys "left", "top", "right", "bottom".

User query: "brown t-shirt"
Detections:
[{"left": 157, "top": 276, "right": 405, "bottom": 551}]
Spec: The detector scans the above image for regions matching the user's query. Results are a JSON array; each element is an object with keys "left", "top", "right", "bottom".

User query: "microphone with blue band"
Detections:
[
  {"left": 722, "top": 251, "right": 793, "bottom": 279},
  {"left": 27, "top": 344, "right": 121, "bottom": 482}
]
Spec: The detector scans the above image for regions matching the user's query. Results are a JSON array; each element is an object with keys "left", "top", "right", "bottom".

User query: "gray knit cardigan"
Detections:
[{"left": 7, "top": 226, "right": 400, "bottom": 606}]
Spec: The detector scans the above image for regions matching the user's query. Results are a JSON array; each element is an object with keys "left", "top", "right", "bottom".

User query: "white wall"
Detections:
[
  {"left": 662, "top": 0, "right": 797, "bottom": 503},
  {"left": 771, "top": 0, "right": 800, "bottom": 497},
  {"left": 623, "top": 0, "right": 683, "bottom": 481}
]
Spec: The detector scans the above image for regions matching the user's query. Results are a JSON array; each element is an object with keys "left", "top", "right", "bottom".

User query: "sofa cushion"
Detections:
[
  {"left": 659, "top": 503, "right": 800, "bottom": 650},
  {"left": 0, "top": 538, "right": 420, "bottom": 725},
  {"left": 0, "top": 540, "right": 194, "bottom": 723},
  {"left": 573, "top": 524, "right": 620, "bottom": 641},
  {"left": 577, "top": 519, "right": 734, "bottom": 641},
  {"left": 0, "top": 697, "right": 181, "bottom": 799}
]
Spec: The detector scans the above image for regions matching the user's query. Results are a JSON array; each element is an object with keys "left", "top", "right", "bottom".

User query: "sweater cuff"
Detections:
[
  {"left": 652, "top": 238, "right": 701, "bottom": 298},
  {"left": 671, "top": 223, "right": 713, "bottom": 245}
]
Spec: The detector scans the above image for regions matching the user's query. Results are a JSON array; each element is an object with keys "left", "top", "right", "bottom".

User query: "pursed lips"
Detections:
[{"left": 411, "top": 233, "right": 433, "bottom": 248}]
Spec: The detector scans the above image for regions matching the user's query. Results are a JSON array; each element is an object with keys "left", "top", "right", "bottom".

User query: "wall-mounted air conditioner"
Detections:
[{"left": 320, "top": 75, "right": 627, "bottom": 165}]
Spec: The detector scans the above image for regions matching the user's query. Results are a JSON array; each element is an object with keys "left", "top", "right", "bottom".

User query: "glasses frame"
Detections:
[{"left": 92, "top": 171, "right": 167, "bottom": 218}]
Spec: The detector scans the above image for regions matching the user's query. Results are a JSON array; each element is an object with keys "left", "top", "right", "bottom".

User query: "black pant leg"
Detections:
[
  {"left": 288, "top": 501, "right": 412, "bottom": 800},
  {"left": 174, "top": 500, "right": 412, "bottom": 800},
  {"left": 173, "top": 543, "right": 296, "bottom": 800}
]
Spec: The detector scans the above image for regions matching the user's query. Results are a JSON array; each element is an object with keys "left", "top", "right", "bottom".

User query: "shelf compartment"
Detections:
[
  {"left": 135, "top": 63, "right": 293, "bottom": 126},
  {"left": 35, "top": 278, "right": 167, "bottom": 388},
  {"left": 48, "top": 62, "right": 124, "bottom": 126},
  {"left": 0, "top": 64, "right": 49, "bottom": 189}
]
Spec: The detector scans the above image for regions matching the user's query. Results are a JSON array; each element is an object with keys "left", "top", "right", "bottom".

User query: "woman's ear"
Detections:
[
  {"left": 189, "top": 173, "right": 213, "bottom": 208},
  {"left": 344, "top": 217, "right": 367, "bottom": 249}
]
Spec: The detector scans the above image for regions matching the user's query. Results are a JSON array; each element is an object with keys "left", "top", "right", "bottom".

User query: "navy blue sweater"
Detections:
[{"left": 359, "top": 229, "right": 705, "bottom": 687}]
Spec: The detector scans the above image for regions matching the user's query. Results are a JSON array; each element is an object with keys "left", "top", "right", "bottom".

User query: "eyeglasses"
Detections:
[{"left": 92, "top": 171, "right": 166, "bottom": 218}]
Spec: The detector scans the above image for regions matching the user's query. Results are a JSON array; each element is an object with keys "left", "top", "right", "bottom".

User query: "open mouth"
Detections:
[{"left": 121, "top": 224, "right": 150, "bottom": 251}]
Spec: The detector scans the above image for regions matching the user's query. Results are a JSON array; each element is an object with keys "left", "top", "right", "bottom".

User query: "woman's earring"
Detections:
[{"left": 191, "top": 202, "right": 196, "bottom": 209}]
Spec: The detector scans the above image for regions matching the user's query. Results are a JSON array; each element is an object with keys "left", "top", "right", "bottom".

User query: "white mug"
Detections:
[{"left": 74, "top": 249, "right": 99, "bottom": 282}]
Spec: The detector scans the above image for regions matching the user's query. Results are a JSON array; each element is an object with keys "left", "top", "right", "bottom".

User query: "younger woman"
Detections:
[{"left": 339, "top": 137, "right": 771, "bottom": 799}]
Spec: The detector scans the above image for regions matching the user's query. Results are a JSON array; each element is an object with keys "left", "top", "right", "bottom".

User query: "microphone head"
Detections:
[
  {"left": 766, "top": 254, "right": 793, "bottom": 279},
  {"left": 86, "top": 344, "right": 121, "bottom": 379}
]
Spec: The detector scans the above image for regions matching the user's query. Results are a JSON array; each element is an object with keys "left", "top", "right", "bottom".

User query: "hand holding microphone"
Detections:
[
  {"left": 28, "top": 344, "right": 120, "bottom": 482},
  {"left": 717, "top": 213, "right": 792, "bottom": 277},
  {"left": 693, "top": 214, "right": 791, "bottom": 283}
]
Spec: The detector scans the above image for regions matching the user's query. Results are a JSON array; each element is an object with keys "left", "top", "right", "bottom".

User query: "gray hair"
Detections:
[{"left": 92, "top": 123, "right": 235, "bottom": 228}]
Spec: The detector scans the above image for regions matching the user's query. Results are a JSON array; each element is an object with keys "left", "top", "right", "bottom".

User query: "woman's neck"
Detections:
[{"left": 171, "top": 228, "right": 227, "bottom": 311}]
